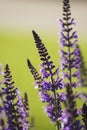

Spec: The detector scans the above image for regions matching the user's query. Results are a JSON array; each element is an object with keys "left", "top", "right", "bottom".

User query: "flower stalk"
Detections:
[
  {"left": 59, "top": 0, "right": 82, "bottom": 129},
  {"left": 27, "top": 30, "right": 64, "bottom": 129}
]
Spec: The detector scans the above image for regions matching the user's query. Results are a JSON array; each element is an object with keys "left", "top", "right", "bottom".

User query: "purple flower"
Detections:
[
  {"left": 42, "top": 81, "right": 52, "bottom": 91},
  {"left": 73, "top": 71, "right": 81, "bottom": 79},
  {"left": 59, "top": 92, "right": 67, "bottom": 102},
  {"left": 39, "top": 91, "right": 51, "bottom": 102},
  {"left": 45, "top": 104, "right": 62, "bottom": 122},
  {"left": 61, "top": 111, "right": 70, "bottom": 129},
  {"left": 71, "top": 18, "right": 76, "bottom": 25},
  {"left": 72, "top": 31, "right": 78, "bottom": 39},
  {"left": 55, "top": 78, "right": 64, "bottom": 89},
  {"left": 40, "top": 64, "right": 49, "bottom": 78},
  {"left": 60, "top": 39, "right": 67, "bottom": 47}
]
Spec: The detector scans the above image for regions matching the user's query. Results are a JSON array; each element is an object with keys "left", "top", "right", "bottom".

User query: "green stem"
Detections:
[
  {"left": 47, "top": 62, "right": 61, "bottom": 130},
  {"left": 56, "top": 120, "right": 60, "bottom": 130},
  {"left": 53, "top": 90, "right": 60, "bottom": 130}
]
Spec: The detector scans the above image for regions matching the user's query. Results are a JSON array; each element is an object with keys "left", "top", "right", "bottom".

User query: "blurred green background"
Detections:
[{"left": 0, "top": 0, "right": 87, "bottom": 130}]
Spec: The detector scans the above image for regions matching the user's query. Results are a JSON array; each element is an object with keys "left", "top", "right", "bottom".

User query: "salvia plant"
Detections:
[
  {"left": 0, "top": 0, "right": 87, "bottom": 130},
  {"left": 27, "top": 0, "right": 87, "bottom": 130},
  {"left": 0, "top": 64, "right": 30, "bottom": 130}
]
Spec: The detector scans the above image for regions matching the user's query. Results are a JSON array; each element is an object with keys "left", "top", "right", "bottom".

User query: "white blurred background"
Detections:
[{"left": 0, "top": 0, "right": 87, "bottom": 37}]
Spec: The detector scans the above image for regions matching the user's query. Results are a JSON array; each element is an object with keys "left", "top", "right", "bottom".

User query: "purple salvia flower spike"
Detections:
[
  {"left": 27, "top": 59, "right": 43, "bottom": 89},
  {"left": 27, "top": 31, "right": 63, "bottom": 130},
  {"left": 59, "top": 0, "right": 83, "bottom": 129},
  {"left": 60, "top": 0, "right": 81, "bottom": 87},
  {"left": 3, "top": 64, "right": 23, "bottom": 130},
  {"left": 27, "top": 58, "right": 63, "bottom": 130},
  {"left": 3, "top": 64, "right": 29, "bottom": 130}
]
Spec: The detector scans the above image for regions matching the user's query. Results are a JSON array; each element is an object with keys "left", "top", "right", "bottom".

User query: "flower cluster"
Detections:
[
  {"left": 59, "top": 0, "right": 82, "bottom": 129},
  {"left": 0, "top": 64, "right": 30, "bottom": 130},
  {"left": 59, "top": 0, "right": 81, "bottom": 88},
  {"left": 0, "top": 0, "right": 87, "bottom": 130},
  {"left": 27, "top": 32, "right": 63, "bottom": 129},
  {"left": 27, "top": 0, "right": 87, "bottom": 130}
]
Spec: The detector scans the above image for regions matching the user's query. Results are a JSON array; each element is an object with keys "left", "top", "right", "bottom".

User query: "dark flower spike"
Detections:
[
  {"left": 23, "top": 92, "right": 29, "bottom": 113},
  {"left": 32, "top": 30, "right": 50, "bottom": 62},
  {"left": 27, "top": 59, "right": 43, "bottom": 88},
  {"left": 32, "top": 30, "right": 56, "bottom": 77},
  {"left": 82, "top": 103, "right": 87, "bottom": 130},
  {"left": 3, "top": 64, "right": 29, "bottom": 130},
  {"left": 29, "top": 30, "right": 64, "bottom": 130},
  {"left": 3, "top": 64, "right": 19, "bottom": 130},
  {"left": 23, "top": 92, "right": 30, "bottom": 120}
]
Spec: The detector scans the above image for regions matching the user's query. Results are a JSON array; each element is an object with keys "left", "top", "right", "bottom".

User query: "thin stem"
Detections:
[
  {"left": 66, "top": 11, "right": 72, "bottom": 85},
  {"left": 65, "top": 4, "right": 77, "bottom": 129},
  {"left": 54, "top": 90, "right": 60, "bottom": 130},
  {"left": 66, "top": 13, "right": 74, "bottom": 129},
  {"left": 56, "top": 121, "right": 60, "bottom": 130},
  {"left": 47, "top": 64, "right": 61, "bottom": 130}
]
